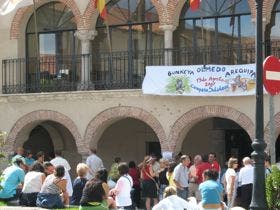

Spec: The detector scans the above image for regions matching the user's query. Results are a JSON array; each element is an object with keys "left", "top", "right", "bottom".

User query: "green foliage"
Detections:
[
  {"left": 165, "top": 76, "right": 191, "bottom": 94},
  {"left": 0, "top": 131, "right": 7, "bottom": 191},
  {"left": 266, "top": 165, "right": 280, "bottom": 209}
]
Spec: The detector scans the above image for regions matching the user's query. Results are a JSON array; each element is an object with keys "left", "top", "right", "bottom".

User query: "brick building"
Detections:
[{"left": 0, "top": 0, "right": 280, "bottom": 173}]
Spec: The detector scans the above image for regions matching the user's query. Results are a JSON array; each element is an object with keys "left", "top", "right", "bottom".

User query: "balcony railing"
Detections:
[{"left": 2, "top": 41, "right": 280, "bottom": 94}]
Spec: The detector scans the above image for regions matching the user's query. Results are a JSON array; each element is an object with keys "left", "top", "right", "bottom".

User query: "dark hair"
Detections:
[
  {"left": 118, "top": 162, "right": 129, "bottom": 175},
  {"left": 95, "top": 169, "right": 108, "bottom": 183},
  {"left": 168, "top": 161, "right": 177, "bottom": 173},
  {"left": 128, "top": 161, "right": 136, "bottom": 168},
  {"left": 36, "top": 151, "right": 45, "bottom": 158},
  {"left": 14, "top": 158, "right": 24, "bottom": 167},
  {"left": 114, "top": 157, "right": 121, "bottom": 163},
  {"left": 43, "top": 161, "right": 53, "bottom": 169},
  {"left": 208, "top": 152, "right": 216, "bottom": 158},
  {"left": 90, "top": 148, "right": 97, "bottom": 154},
  {"left": 30, "top": 162, "right": 44, "bottom": 172},
  {"left": 265, "top": 154, "right": 271, "bottom": 164},
  {"left": 202, "top": 154, "right": 208, "bottom": 162},
  {"left": 80, "top": 181, "right": 105, "bottom": 205},
  {"left": 25, "top": 150, "right": 33, "bottom": 156},
  {"left": 203, "top": 169, "right": 219, "bottom": 181},
  {"left": 54, "top": 150, "right": 62, "bottom": 156},
  {"left": 180, "top": 155, "right": 190, "bottom": 163},
  {"left": 54, "top": 165, "right": 65, "bottom": 178}
]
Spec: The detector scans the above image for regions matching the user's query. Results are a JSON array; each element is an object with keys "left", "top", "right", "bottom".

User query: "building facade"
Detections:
[{"left": 0, "top": 0, "right": 280, "bottom": 173}]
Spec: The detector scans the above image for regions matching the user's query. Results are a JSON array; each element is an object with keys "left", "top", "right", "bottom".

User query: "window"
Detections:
[
  {"left": 174, "top": 0, "right": 254, "bottom": 64},
  {"left": 25, "top": 2, "right": 78, "bottom": 91}
]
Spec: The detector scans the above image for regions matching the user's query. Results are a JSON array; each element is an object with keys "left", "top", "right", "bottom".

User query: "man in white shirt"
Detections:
[
  {"left": 86, "top": 148, "right": 104, "bottom": 179},
  {"left": 173, "top": 155, "right": 191, "bottom": 200},
  {"left": 50, "top": 150, "right": 73, "bottom": 197},
  {"left": 237, "top": 157, "right": 253, "bottom": 209}
]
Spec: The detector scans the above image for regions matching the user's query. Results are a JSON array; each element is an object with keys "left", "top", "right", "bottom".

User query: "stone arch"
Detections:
[
  {"left": 151, "top": 0, "right": 182, "bottom": 27},
  {"left": 83, "top": 0, "right": 99, "bottom": 30},
  {"left": 168, "top": 105, "right": 254, "bottom": 152},
  {"left": 10, "top": 0, "right": 83, "bottom": 39},
  {"left": 84, "top": 106, "right": 168, "bottom": 151},
  {"left": 5, "top": 110, "right": 84, "bottom": 154},
  {"left": 264, "top": 111, "right": 280, "bottom": 152}
]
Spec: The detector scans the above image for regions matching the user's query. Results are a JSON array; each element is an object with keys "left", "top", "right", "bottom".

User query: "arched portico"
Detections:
[
  {"left": 5, "top": 110, "right": 84, "bottom": 154},
  {"left": 169, "top": 105, "right": 254, "bottom": 152},
  {"left": 84, "top": 106, "right": 167, "bottom": 151},
  {"left": 264, "top": 111, "right": 280, "bottom": 161}
]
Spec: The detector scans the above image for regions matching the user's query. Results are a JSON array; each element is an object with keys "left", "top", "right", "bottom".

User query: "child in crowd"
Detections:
[{"left": 70, "top": 163, "right": 89, "bottom": 205}]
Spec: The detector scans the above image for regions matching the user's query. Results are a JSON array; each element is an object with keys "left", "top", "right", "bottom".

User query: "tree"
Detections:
[{"left": 266, "top": 165, "right": 280, "bottom": 209}]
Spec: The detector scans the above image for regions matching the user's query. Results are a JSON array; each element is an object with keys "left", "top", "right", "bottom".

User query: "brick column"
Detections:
[
  {"left": 160, "top": 25, "right": 176, "bottom": 65},
  {"left": 74, "top": 29, "right": 97, "bottom": 89}
]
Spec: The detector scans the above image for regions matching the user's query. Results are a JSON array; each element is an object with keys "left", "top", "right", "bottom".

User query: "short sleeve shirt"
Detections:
[
  {"left": 0, "top": 165, "right": 25, "bottom": 199},
  {"left": 173, "top": 163, "right": 189, "bottom": 188},
  {"left": 199, "top": 180, "right": 223, "bottom": 205},
  {"left": 225, "top": 168, "right": 236, "bottom": 193}
]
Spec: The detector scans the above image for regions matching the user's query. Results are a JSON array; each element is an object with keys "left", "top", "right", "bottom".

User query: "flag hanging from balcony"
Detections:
[
  {"left": 94, "top": 0, "right": 107, "bottom": 20},
  {"left": 0, "top": 0, "right": 33, "bottom": 15},
  {"left": 189, "top": 0, "right": 201, "bottom": 11}
]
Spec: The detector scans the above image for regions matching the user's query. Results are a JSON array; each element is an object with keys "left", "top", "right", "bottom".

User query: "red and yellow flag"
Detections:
[
  {"left": 190, "top": 0, "right": 201, "bottom": 11},
  {"left": 95, "top": 0, "right": 107, "bottom": 20}
]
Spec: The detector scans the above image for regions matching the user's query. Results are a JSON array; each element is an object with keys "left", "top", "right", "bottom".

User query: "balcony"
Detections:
[{"left": 2, "top": 41, "right": 280, "bottom": 94}]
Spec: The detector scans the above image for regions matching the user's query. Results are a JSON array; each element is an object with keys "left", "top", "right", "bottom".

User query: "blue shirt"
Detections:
[
  {"left": 0, "top": 165, "right": 25, "bottom": 199},
  {"left": 70, "top": 177, "right": 88, "bottom": 205},
  {"left": 199, "top": 180, "right": 223, "bottom": 205},
  {"left": 25, "top": 157, "right": 35, "bottom": 166}
]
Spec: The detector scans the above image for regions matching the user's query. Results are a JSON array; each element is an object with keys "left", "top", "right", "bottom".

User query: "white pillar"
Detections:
[
  {"left": 74, "top": 30, "right": 97, "bottom": 88},
  {"left": 159, "top": 25, "right": 176, "bottom": 66}
]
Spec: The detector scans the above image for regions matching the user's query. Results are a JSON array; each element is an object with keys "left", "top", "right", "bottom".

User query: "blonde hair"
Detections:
[
  {"left": 228, "top": 157, "right": 238, "bottom": 168},
  {"left": 163, "top": 186, "right": 177, "bottom": 198},
  {"left": 76, "top": 163, "right": 89, "bottom": 177}
]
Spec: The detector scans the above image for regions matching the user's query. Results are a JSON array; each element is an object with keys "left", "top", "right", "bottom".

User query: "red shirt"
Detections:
[
  {"left": 196, "top": 162, "right": 211, "bottom": 184},
  {"left": 210, "top": 160, "right": 221, "bottom": 172},
  {"left": 141, "top": 165, "right": 153, "bottom": 181},
  {"left": 128, "top": 168, "right": 140, "bottom": 187}
]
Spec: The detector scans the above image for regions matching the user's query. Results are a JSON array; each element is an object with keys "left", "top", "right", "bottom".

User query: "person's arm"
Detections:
[
  {"left": 102, "top": 182, "right": 110, "bottom": 197},
  {"left": 148, "top": 164, "right": 156, "bottom": 177},
  {"left": 173, "top": 179, "right": 183, "bottom": 190},
  {"left": 227, "top": 175, "right": 235, "bottom": 198},
  {"left": 41, "top": 173, "right": 46, "bottom": 184},
  {"left": 173, "top": 167, "right": 183, "bottom": 190},
  {"left": 64, "top": 160, "right": 71, "bottom": 171},
  {"left": 110, "top": 178, "right": 123, "bottom": 196}
]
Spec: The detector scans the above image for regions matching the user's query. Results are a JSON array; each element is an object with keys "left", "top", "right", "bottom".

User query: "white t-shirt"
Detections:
[
  {"left": 50, "top": 156, "right": 71, "bottom": 171},
  {"left": 86, "top": 153, "right": 104, "bottom": 179},
  {"left": 238, "top": 165, "right": 253, "bottom": 186},
  {"left": 115, "top": 174, "right": 133, "bottom": 207},
  {"left": 225, "top": 168, "right": 236, "bottom": 193},
  {"left": 22, "top": 171, "right": 44, "bottom": 193},
  {"left": 152, "top": 195, "right": 199, "bottom": 210}
]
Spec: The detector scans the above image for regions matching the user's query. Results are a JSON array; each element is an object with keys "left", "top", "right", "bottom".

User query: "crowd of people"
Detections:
[{"left": 0, "top": 147, "right": 273, "bottom": 210}]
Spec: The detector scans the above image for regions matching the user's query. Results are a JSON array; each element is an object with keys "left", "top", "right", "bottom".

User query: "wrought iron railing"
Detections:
[{"left": 2, "top": 41, "right": 280, "bottom": 94}]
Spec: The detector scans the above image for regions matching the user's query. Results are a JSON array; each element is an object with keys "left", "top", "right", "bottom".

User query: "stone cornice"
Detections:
[{"left": 0, "top": 90, "right": 143, "bottom": 103}]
